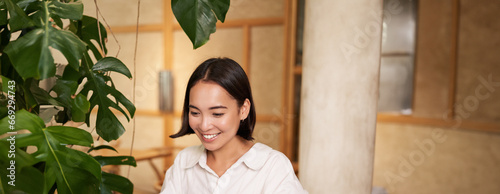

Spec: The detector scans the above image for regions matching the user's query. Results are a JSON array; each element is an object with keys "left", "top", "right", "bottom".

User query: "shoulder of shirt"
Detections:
[
  {"left": 175, "top": 144, "right": 205, "bottom": 169},
  {"left": 243, "top": 143, "right": 292, "bottom": 170}
]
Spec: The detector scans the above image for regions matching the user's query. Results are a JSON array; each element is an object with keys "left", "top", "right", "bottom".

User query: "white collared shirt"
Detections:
[{"left": 160, "top": 143, "right": 308, "bottom": 194}]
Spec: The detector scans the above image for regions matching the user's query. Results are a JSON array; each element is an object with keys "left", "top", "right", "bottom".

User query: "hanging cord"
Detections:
[
  {"left": 93, "top": 0, "right": 105, "bottom": 57},
  {"left": 93, "top": 0, "right": 134, "bottom": 178},
  {"left": 127, "top": 0, "right": 141, "bottom": 178},
  {"left": 95, "top": 5, "right": 121, "bottom": 58}
]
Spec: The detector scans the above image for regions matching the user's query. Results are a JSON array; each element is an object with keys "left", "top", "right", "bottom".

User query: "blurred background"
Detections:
[{"left": 80, "top": 0, "right": 500, "bottom": 193}]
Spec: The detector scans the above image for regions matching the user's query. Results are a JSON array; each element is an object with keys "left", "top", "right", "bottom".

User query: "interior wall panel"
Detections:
[
  {"left": 254, "top": 122, "right": 281, "bottom": 150},
  {"left": 372, "top": 123, "right": 500, "bottom": 194},
  {"left": 226, "top": 0, "right": 285, "bottom": 20},
  {"left": 106, "top": 32, "right": 164, "bottom": 111},
  {"left": 250, "top": 25, "right": 284, "bottom": 116},
  {"left": 413, "top": 0, "right": 453, "bottom": 118},
  {"left": 455, "top": 0, "right": 500, "bottom": 122}
]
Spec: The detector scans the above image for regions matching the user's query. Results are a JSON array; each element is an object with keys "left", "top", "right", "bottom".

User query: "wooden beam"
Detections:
[
  {"left": 281, "top": 0, "right": 297, "bottom": 160},
  {"left": 172, "top": 17, "right": 284, "bottom": 31},
  {"left": 163, "top": 0, "right": 175, "bottom": 170},
  {"left": 164, "top": 1, "right": 173, "bottom": 70},
  {"left": 289, "top": 0, "right": 299, "bottom": 161},
  {"left": 411, "top": 0, "right": 420, "bottom": 116},
  {"left": 257, "top": 115, "right": 283, "bottom": 123},
  {"left": 447, "top": 0, "right": 460, "bottom": 119},
  {"left": 108, "top": 24, "right": 164, "bottom": 33},
  {"left": 293, "top": 66, "right": 302, "bottom": 75},
  {"left": 377, "top": 113, "right": 500, "bottom": 133},
  {"left": 242, "top": 25, "right": 251, "bottom": 78}
]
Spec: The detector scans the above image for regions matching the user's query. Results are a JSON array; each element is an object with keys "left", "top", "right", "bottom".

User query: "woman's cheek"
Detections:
[
  {"left": 188, "top": 116, "right": 199, "bottom": 130},
  {"left": 221, "top": 117, "right": 238, "bottom": 131},
  {"left": 218, "top": 117, "right": 231, "bottom": 128}
]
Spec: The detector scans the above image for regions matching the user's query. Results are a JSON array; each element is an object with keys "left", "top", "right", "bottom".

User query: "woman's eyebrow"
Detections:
[
  {"left": 188, "top": 105, "right": 200, "bottom": 110},
  {"left": 188, "top": 105, "right": 227, "bottom": 110},
  {"left": 209, "top": 105, "right": 227, "bottom": 110}
]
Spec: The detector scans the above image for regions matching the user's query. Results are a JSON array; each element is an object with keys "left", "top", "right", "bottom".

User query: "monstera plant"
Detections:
[{"left": 0, "top": 0, "right": 229, "bottom": 193}]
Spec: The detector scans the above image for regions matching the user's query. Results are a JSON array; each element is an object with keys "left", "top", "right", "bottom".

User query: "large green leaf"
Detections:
[
  {"left": 69, "top": 16, "right": 108, "bottom": 60},
  {"left": 52, "top": 79, "right": 90, "bottom": 122},
  {"left": 172, "top": 0, "right": 230, "bottom": 49},
  {"left": 3, "top": 1, "right": 86, "bottom": 80},
  {"left": 47, "top": 0, "right": 83, "bottom": 20},
  {"left": 81, "top": 56, "right": 135, "bottom": 142},
  {"left": 0, "top": 110, "right": 101, "bottom": 194},
  {"left": 1, "top": 75, "right": 11, "bottom": 94},
  {"left": 206, "top": 0, "right": 230, "bottom": 22},
  {"left": 4, "top": 27, "right": 86, "bottom": 79},
  {"left": 0, "top": 141, "right": 44, "bottom": 194},
  {"left": 0, "top": 76, "right": 11, "bottom": 120},
  {"left": 16, "top": 0, "right": 39, "bottom": 11},
  {"left": 52, "top": 79, "right": 78, "bottom": 106},
  {"left": 93, "top": 156, "right": 136, "bottom": 194},
  {"left": 70, "top": 93, "right": 90, "bottom": 122},
  {"left": 3, "top": 0, "right": 35, "bottom": 32},
  {"left": 100, "top": 172, "right": 134, "bottom": 194},
  {"left": 29, "top": 80, "right": 62, "bottom": 106},
  {"left": 0, "top": 23, "right": 10, "bottom": 49},
  {"left": 0, "top": 7, "right": 7, "bottom": 26}
]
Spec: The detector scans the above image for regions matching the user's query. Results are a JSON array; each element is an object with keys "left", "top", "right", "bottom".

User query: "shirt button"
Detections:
[{"left": 218, "top": 175, "right": 231, "bottom": 190}]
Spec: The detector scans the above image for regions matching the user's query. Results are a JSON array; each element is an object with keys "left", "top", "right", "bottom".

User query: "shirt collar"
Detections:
[
  {"left": 241, "top": 143, "right": 272, "bottom": 170},
  {"left": 181, "top": 145, "right": 205, "bottom": 169},
  {"left": 181, "top": 143, "right": 273, "bottom": 171}
]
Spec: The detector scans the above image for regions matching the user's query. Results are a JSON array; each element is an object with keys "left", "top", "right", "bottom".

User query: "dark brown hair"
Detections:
[{"left": 170, "top": 57, "right": 256, "bottom": 140}]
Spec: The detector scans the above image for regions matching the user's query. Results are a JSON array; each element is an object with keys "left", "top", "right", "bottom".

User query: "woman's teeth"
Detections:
[{"left": 203, "top": 133, "right": 220, "bottom": 139}]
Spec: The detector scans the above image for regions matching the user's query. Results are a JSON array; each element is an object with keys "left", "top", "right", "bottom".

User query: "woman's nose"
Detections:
[{"left": 199, "top": 116, "right": 212, "bottom": 132}]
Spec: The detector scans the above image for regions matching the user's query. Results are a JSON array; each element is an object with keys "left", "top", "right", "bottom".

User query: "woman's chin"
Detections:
[{"left": 202, "top": 143, "right": 220, "bottom": 152}]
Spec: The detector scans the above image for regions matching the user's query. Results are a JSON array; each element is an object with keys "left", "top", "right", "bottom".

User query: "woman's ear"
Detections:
[{"left": 240, "top": 98, "right": 251, "bottom": 120}]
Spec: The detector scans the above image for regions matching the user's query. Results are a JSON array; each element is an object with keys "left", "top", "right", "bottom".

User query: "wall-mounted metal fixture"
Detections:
[{"left": 159, "top": 70, "right": 173, "bottom": 113}]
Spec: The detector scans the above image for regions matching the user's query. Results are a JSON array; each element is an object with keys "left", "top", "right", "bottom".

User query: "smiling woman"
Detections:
[{"left": 160, "top": 58, "right": 307, "bottom": 194}]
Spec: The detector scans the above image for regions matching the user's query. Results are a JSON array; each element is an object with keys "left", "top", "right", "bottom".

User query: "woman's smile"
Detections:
[{"left": 201, "top": 132, "right": 222, "bottom": 142}]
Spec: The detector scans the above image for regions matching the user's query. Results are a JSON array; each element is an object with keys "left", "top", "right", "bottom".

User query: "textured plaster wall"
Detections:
[
  {"left": 299, "top": 0, "right": 382, "bottom": 193},
  {"left": 373, "top": 123, "right": 500, "bottom": 194}
]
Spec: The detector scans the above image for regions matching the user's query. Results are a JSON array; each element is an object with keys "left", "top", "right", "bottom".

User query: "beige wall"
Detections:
[
  {"left": 373, "top": 0, "right": 500, "bottom": 193},
  {"left": 373, "top": 123, "right": 500, "bottom": 194}
]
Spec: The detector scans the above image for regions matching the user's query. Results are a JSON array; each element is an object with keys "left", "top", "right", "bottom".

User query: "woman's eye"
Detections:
[
  {"left": 213, "top": 113, "right": 224, "bottom": 117},
  {"left": 190, "top": 111, "right": 200, "bottom": 116}
]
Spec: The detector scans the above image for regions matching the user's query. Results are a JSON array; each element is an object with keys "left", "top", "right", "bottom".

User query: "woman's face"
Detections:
[{"left": 188, "top": 81, "right": 250, "bottom": 152}]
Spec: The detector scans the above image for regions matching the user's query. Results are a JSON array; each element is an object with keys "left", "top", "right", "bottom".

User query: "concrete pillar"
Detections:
[{"left": 298, "top": 0, "right": 382, "bottom": 193}]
